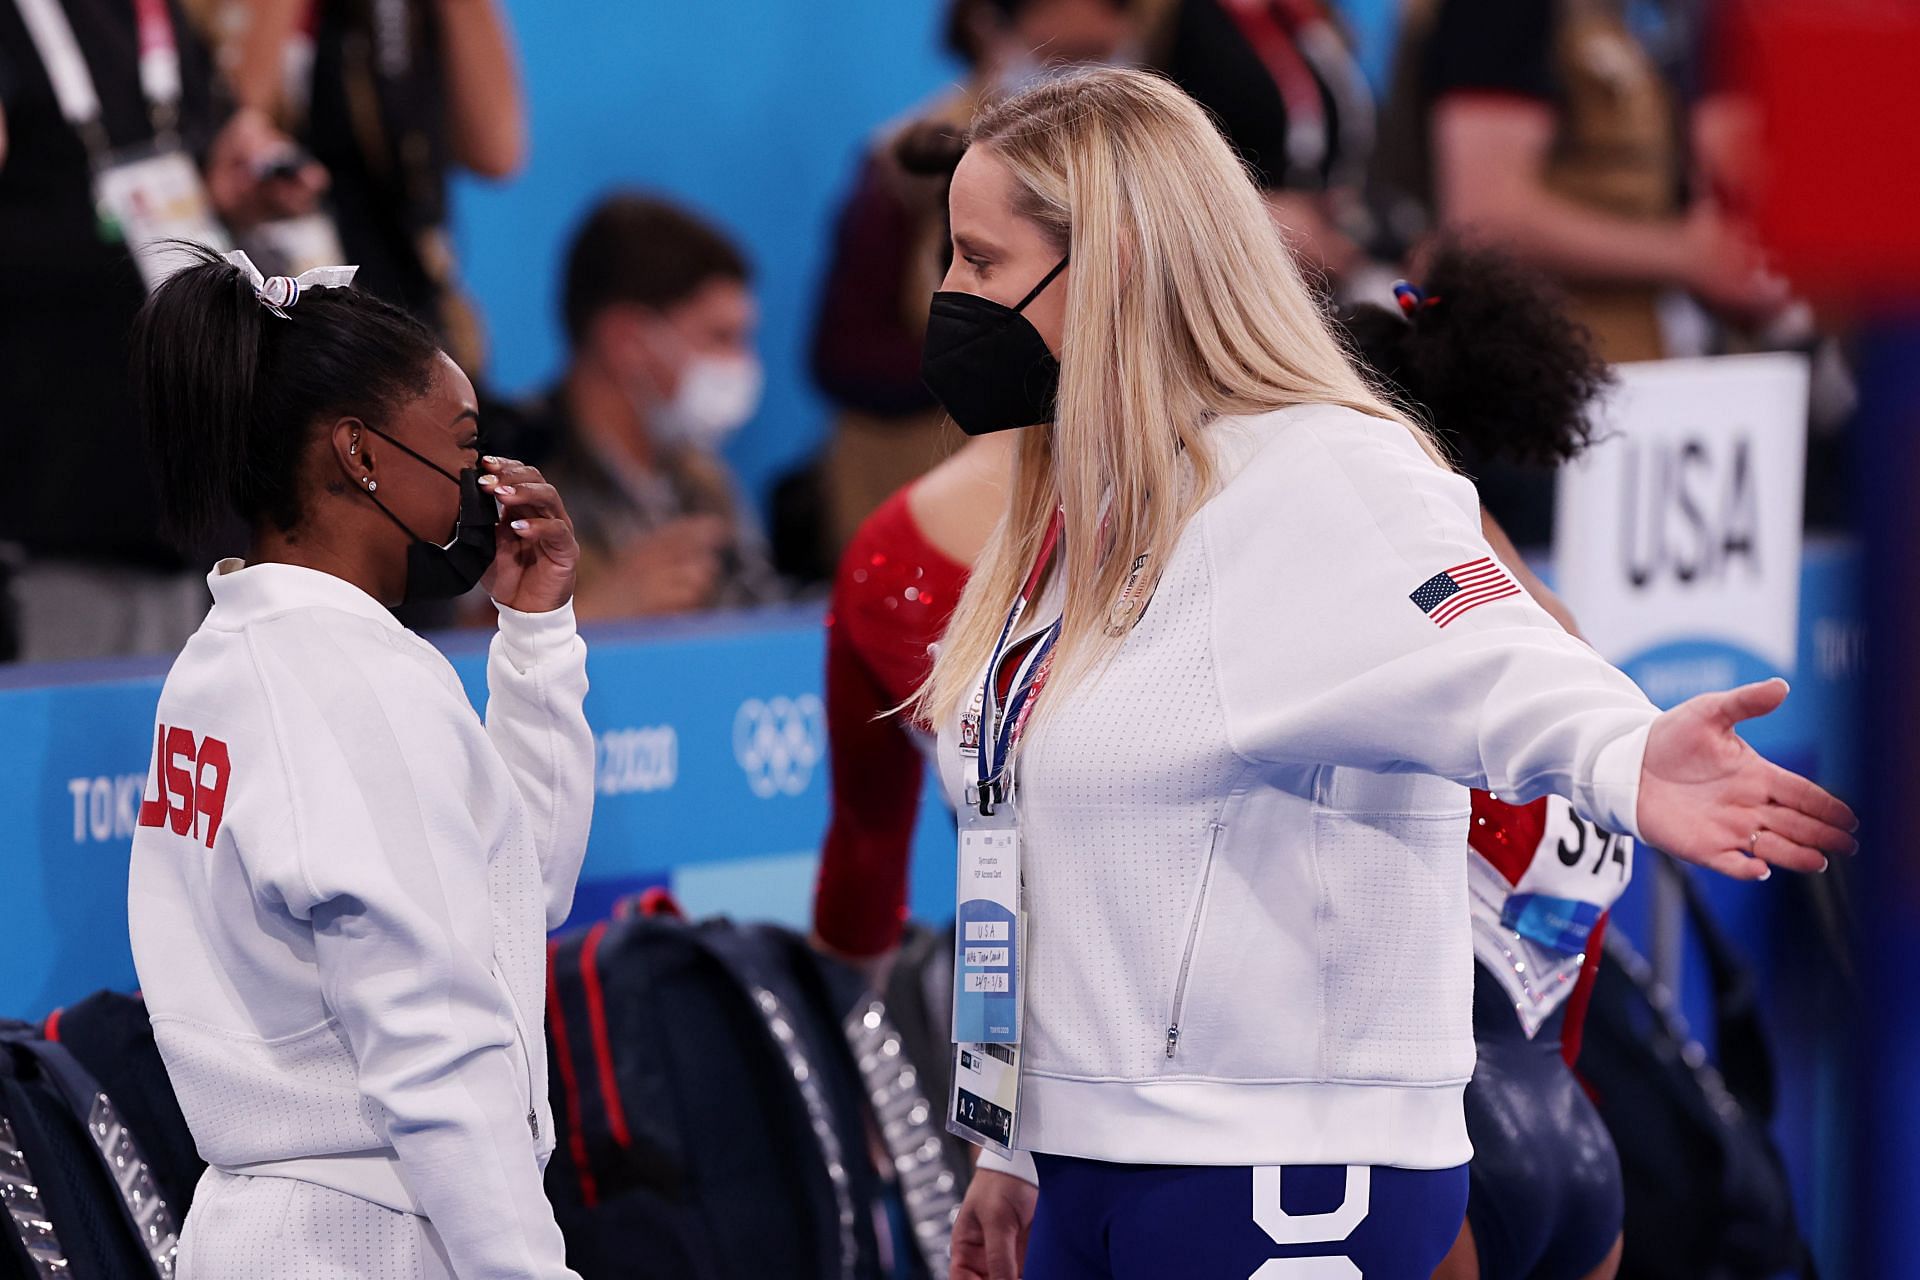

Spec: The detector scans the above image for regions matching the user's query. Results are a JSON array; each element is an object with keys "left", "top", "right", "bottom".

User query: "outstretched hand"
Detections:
[{"left": 1637, "top": 678, "right": 1857, "bottom": 881}]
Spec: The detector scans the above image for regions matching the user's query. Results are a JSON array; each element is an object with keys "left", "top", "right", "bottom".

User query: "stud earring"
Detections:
[
  {"left": 364, "top": 478, "right": 378, "bottom": 493},
  {"left": 349, "top": 438, "right": 359, "bottom": 455}
]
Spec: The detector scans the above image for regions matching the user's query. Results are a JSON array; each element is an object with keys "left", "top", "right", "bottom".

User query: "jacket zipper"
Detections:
[
  {"left": 493, "top": 965, "right": 541, "bottom": 1142},
  {"left": 1166, "top": 821, "right": 1224, "bottom": 1058}
]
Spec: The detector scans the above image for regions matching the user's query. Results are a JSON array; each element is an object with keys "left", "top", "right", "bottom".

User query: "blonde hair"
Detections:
[{"left": 916, "top": 67, "right": 1444, "bottom": 728}]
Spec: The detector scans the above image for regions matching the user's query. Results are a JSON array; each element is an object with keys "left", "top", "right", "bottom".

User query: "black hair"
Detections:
[
  {"left": 1337, "top": 240, "right": 1614, "bottom": 469},
  {"left": 130, "top": 243, "right": 442, "bottom": 548},
  {"left": 895, "top": 119, "right": 970, "bottom": 178},
  {"left": 943, "top": 0, "right": 1134, "bottom": 69},
  {"left": 562, "top": 192, "right": 751, "bottom": 347},
  {"left": 892, "top": 121, "right": 970, "bottom": 278}
]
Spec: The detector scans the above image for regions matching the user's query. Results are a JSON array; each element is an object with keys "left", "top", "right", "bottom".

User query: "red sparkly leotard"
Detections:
[{"left": 814, "top": 487, "right": 970, "bottom": 959}]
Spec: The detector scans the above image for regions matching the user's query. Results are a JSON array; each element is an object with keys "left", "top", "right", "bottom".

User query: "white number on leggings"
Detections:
[{"left": 1248, "top": 1166, "right": 1368, "bottom": 1279}]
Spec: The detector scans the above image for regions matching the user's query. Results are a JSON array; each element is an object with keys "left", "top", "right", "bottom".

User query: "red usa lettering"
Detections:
[{"left": 137, "top": 724, "right": 232, "bottom": 849}]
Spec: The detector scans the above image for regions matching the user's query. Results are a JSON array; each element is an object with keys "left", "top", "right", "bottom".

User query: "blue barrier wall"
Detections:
[{"left": 0, "top": 603, "right": 958, "bottom": 1018}]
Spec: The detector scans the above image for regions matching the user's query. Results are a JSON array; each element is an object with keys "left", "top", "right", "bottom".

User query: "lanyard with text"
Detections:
[
  {"left": 15, "top": 0, "right": 229, "bottom": 284},
  {"left": 969, "top": 508, "right": 1065, "bottom": 817},
  {"left": 949, "top": 509, "right": 1063, "bottom": 1159},
  {"left": 15, "top": 0, "right": 183, "bottom": 155}
]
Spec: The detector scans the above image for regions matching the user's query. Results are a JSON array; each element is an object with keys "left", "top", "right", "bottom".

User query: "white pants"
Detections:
[{"left": 178, "top": 1169, "right": 456, "bottom": 1279}]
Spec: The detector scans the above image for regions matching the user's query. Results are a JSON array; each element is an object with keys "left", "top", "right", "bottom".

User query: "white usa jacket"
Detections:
[
  {"left": 128, "top": 560, "right": 593, "bottom": 1278},
  {"left": 940, "top": 404, "right": 1659, "bottom": 1183}
]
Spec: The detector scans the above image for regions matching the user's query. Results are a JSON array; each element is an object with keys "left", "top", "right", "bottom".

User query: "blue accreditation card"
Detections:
[
  {"left": 950, "top": 802, "right": 1025, "bottom": 1156},
  {"left": 952, "top": 805, "right": 1022, "bottom": 1044}
]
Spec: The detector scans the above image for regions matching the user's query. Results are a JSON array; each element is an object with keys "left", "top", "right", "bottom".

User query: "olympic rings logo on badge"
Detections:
[{"left": 733, "top": 695, "right": 826, "bottom": 798}]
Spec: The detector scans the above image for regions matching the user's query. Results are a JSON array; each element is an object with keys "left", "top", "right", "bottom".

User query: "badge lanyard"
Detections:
[
  {"left": 968, "top": 508, "right": 1065, "bottom": 817},
  {"left": 15, "top": 0, "right": 183, "bottom": 159},
  {"left": 950, "top": 509, "right": 1064, "bottom": 1159},
  {"left": 949, "top": 506, "right": 1157, "bottom": 1156},
  {"left": 17, "top": 0, "right": 232, "bottom": 283}
]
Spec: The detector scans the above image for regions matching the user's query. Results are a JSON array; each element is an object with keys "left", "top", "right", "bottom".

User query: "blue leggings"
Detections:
[{"left": 1027, "top": 1154, "right": 1468, "bottom": 1279}]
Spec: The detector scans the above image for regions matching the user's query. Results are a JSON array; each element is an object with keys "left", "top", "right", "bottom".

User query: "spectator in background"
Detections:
[
  {"left": 1153, "top": 0, "right": 1379, "bottom": 282},
  {"left": 216, "top": 0, "right": 524, "bottom": 371},
  {"left": 0, "top": 0, "right": 323, "bottom": 662},
  {"left": 1369, "top": 0, "right": 1798, "bottom": 547},
  {"left": 1414, "top": 0, "right": 1785, "bottom": 365},
  {"left": 497, "top": 193, "right": 783, "bottom": 621},
  {"left": 801, "top": 0, "right": 1140, "bottom": 579}
]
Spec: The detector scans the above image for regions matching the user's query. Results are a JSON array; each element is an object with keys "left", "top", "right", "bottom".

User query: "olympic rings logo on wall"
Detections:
[{"left": 733, "top": 695, "right": 827, "bottom": 798}]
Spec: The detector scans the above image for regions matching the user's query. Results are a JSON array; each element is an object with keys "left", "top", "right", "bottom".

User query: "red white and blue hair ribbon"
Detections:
[{"left": 221, "top": 249, "right": 358, "bottom": 319}]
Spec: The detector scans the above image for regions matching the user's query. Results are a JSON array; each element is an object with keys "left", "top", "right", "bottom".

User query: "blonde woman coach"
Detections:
[{"left": 911, "top": 69, "right": 1854, "bottom": 1280}]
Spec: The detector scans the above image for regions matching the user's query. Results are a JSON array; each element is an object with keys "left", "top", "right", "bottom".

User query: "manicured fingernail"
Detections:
[
  {"left": 511, "top": 519, "right": 529, "bottom": 531},
  {"left": 483, "top": 455, "right": 501, "bottom": 465},
  {"left": 495, "top": 485, "right": 515, "bottom": 495},
  {"left": 1758, "top": 866, "right": 1772, "bottom": 881},
  {"left": 479, "top": 474, "right": 498, "bottom": 487},
  {"left": 1820, "top": 857, "right": 1830, "bottom": 873}
]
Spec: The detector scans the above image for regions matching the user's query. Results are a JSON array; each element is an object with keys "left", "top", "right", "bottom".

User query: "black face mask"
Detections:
[
  {"left": 360, "top": 427, "right": 496, "bottom": 603},
  {"left": 921, "top": 256, "right": 1069, "bottom": 436}
]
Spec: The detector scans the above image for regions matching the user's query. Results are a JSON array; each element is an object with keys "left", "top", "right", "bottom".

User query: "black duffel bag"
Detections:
[
  {"left": 1580, "top": 869, "right": 1815, "bottom": 1280},
  {"left": 0, "top": 1024, "right": 179, "bottom": 1279}
]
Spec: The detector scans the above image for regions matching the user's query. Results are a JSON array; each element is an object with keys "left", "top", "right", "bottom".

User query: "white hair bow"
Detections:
[{"left": 222, "top": 249, "right": 359, "bottom": 319}]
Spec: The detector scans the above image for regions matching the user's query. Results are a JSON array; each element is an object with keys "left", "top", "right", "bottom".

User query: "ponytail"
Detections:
[
  {"left": 131, "top": 250, "right": 265, "bottom": 547},
  {"left": 1338, "top": 239, "right": 1614, "bottom": 469},
  {"left": 130, "top": 244, "right": 442, "bottom": 548}
]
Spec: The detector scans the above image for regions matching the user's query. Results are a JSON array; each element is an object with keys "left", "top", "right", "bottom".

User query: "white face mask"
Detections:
[{"left": 652, "top": 354, "right": 764, "bottom": 450}]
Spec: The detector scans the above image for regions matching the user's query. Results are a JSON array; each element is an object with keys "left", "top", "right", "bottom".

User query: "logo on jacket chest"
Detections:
[{"left": 137, "top": 724, "right": 232, "bottom": 849}]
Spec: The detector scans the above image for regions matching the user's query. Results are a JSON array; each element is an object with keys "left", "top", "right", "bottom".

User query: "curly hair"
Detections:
[{"left": 1337, "top": 239, "right": 1614, "bottom": 469}]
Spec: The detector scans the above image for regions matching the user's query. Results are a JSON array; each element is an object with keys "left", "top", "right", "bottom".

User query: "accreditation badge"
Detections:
[
  {"left": 949, "top": 1040, "right": 1022, "bottom": 1160},
  {"left": 93, "top": 145, "right": 231, "bottom": 291},
  {"left": 948, "top": 800, "right": 1026, "bottom": 1156}
]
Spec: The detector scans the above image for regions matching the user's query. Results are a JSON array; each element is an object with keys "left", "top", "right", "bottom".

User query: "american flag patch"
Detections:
[{"left": 1409, "top": 558, "right": 1521, "bottom": 627}]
